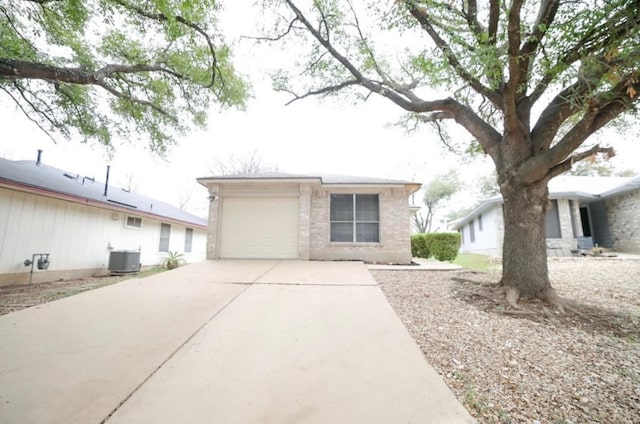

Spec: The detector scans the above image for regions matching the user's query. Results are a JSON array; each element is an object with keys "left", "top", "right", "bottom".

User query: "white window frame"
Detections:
[
  {"left": 159, "top": 223, "right": 171, "bottom": 252},
  {"left": 330, "top": 194, "right": 380, "bottom": 243},
  {"left": 125, "top": 215, "right": 142, "bottom": 229},
  {"left": 184, "top": 228, "right": 193, "bottom": 253}
]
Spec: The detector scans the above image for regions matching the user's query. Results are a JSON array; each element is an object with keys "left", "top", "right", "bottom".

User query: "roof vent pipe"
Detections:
[
  {"left": 104, "top": 165, "right": 110, "bottom": 196},
  {"left": 36, "top": 149, "right": 42, "bottom": 165}
]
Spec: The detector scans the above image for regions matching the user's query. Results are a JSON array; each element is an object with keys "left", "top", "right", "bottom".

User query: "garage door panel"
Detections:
[{"left": 220, "top": 197, "right": 299, "bottom": 259}]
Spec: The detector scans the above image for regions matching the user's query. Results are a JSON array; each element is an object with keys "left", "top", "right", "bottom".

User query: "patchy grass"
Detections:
[
  {"left": 453, "top": 253, "right": 495, "bottom": 272},
  {"left": 0, "top": 267, "right": 167, "bottom": 315}
]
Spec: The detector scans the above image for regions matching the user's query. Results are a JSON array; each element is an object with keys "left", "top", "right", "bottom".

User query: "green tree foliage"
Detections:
[
  {"left": 263, "top": 0, "right": 640, "bottom": 303},
  {"left": 413, "top": 170, "right": 460, "bottom": 233},
  {"left": 0, "top": 0, "right": 248, "bottom": 154}
]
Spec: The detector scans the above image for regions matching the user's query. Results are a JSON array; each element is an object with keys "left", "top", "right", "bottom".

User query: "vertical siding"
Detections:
[
  {"left": 459, "top": 207, "right": 501, "bottom": 256},
  {"left": 0, "top": 188, "right": 206, "bottom": 284}
]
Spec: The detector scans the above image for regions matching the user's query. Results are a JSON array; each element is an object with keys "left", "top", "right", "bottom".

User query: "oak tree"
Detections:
[
  {"left": 264, "top": 0, "right": 640, "bottom": 305},
  {"left": 0, "top": 0, "right": 248, "bottom": 154}
]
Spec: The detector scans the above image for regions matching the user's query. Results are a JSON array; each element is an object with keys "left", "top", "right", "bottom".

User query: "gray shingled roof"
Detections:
[
  {"left": 198, "top": 172, "right": 419, "bottom": 187},
  {"left": 450, "top": 174, "right": 640, "bottom": 230},
  {"left": 0, "top": 157, "right": 207, "bottom": 228}
]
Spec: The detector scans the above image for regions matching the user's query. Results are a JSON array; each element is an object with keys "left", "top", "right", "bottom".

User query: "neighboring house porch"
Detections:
[{"left": 450, "top": 175, "right": 640, "bottom": 257}]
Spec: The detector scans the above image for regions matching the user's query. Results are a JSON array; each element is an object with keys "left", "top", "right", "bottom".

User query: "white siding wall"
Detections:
[
  {"left": 0, "top": 188, "right": 206, "bottom": 284},
  {"left": 459, "top": 207, "right": 501, "bottom": 256}
]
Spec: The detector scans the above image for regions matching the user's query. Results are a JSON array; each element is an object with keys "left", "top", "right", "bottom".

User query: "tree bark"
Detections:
[{"left": 500, "top": 180, "right": 553, "bottom": 300}]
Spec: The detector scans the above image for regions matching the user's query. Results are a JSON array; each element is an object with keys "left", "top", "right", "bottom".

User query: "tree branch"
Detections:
[
  {"left": 487, "top": 0, "right": 500, "bottom": 43},
  {"left": 522, "top": 76, "right": 639, "bottom": 183},
  {"left": 404, "top": 1, "right": 502, "bottom": 108},
  {"left": 518, "top": 0, "right": 559, "bottom": 85},
  {"left": 283, "top": 79, "right": 359, "bottom": 105},
  {"left": 547, "top": 145, "right": 615, "bottom": 180},
  {"left": 529, "top": 2, "right": 640, "bottom": 103},
  {"left": 531, "top": 55, "right": 638, "bottom": 151},
  {"left": 0, "top": 84, "right": 57, "bottom": 142},
  {"left": 463, "top": 0, "right": 485, "bottom": 38},
  {"left": 111, "top": 0, "right": 218, "bottom": 88},
  {"left": 0, "top": 58, "right": 184, "bottom": 84}
]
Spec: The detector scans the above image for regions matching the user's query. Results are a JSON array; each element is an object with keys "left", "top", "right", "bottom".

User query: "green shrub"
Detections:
[
  {"left": 411, "top": 234, "right": 430, "bottom": 258},
  {"left": 427, "top": 233, "right": 461, "bottom": 262}
]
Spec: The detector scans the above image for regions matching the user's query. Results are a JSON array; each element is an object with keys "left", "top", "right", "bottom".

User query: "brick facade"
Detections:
[
  {"left": 308, "top": 187, "right": 413, "bottom": 264},
  {"left": 200, "top": 177, "right": 418, "bottom": 264},
  {"left": 606, "top": 190, "right": 640, "bottom": 252}
]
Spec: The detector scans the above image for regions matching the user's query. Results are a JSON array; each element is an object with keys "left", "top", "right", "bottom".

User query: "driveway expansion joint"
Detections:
[{"left": 99, "top": 283, "right": 252, "bottom": 424}]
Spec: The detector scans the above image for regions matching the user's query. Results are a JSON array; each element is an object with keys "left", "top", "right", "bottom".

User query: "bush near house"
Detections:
[
  {"left": 411, "top": 234, "right": 430, "bottom": 259},
  {"left": 412, "top": 233, "right": 461, "bottom": 262}
]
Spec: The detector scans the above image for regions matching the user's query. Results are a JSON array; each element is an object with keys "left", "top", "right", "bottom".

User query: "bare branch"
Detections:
[
  {"left": 0, "top": 84, "right": 57, "bottom": 142},
  {"left": 547, "top": 145, "right": 615, "bottom": 180},
  {"left": 242, "top": 17, "right": 300, "bottom": 42},
  {"left": 284, "top": 80, "right": 359, "bottom": 105}
]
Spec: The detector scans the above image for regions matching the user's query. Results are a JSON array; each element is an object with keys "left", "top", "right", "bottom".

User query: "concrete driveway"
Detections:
[{"left": 0, "top": 260, "right": 474, "bottom": 423}]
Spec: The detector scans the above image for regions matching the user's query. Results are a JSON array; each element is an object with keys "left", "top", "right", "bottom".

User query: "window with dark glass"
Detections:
[
  {"left": 126, "top": 216, "right": 142, "bottom": 229},
  {"left": 330, "top": 194, "right": 379, "bottom": 243},
  {"left": 184, "top": 228, "right": 193, "bottom": 253},
  {"left": 159, "top": 223, "right": 171, "bottom": 252}
]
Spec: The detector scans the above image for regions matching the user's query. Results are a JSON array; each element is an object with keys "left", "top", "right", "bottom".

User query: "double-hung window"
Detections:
[
  {"left": 330, "top": 194, "right": 379, "bottom": 243},
  {"left": 184, "top": 228, "right": 193, "bottom": 253},
  {"left": 159, "top": 223, "right": 171, "bottom": 252}
]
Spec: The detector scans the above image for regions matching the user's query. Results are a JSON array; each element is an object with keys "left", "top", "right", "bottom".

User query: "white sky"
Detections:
[{"left": 1, "top": 1, "right": 638, "bottom": 219}]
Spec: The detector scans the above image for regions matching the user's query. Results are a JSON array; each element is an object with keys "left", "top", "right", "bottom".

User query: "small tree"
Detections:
[
  {"left": 208, "top": 150, "right": 280, "bottom": 175},
  {"left": 414, "top": 170, "right": 460, "bottom": 233}
]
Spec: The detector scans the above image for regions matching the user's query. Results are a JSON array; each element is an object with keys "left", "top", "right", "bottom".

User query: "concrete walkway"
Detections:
[{"left": 0, "top": 260, "right": 474, "bottom": 424}]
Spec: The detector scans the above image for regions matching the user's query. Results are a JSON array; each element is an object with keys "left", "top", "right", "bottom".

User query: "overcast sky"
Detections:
[{"left": 1, "top": 1, "right": 638, "bottom": 219}]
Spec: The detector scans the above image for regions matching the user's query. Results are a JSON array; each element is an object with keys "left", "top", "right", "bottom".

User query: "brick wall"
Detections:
[
  {"left": 308, "top": 187, "right": 413, "bottom": 264},
  {"left": 606, "top": 189, "right": 640, "bottom": 252},
  {"left": 205, "top": 184, "right": 220, "bottom": 259}
]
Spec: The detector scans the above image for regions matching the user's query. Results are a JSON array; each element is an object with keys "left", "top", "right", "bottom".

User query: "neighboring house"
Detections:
[
  {"left": 0, "top": 154, "right": 207, "bottom": 285},
  {"left": 450, "top": 175, "right": 640, "bottom": 256},
  {"left": 196, "top": 172, "right": 421, "bottom": 264}
]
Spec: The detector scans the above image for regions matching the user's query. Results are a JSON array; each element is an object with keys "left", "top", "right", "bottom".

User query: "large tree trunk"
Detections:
[{"left": 500, "top": 180, "right": 553, "bottom": 300}]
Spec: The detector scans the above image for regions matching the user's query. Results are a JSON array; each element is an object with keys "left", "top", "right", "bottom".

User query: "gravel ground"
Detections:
[{"left": 374, "top": 258, "right": 640, "bottom": 424}]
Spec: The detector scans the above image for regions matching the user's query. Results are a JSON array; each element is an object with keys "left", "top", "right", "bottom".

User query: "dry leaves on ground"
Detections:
[{"left": 374, "top": 258, "right": 640, "bottom": 424}]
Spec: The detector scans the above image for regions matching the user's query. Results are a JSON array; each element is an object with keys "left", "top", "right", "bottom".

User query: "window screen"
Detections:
[
  {"left": 159, "top": 223, "right": 171, "bottom": 252},
  {"left": 126, "top": 216, "right": 142, "bottom": 228},
  {"left": 184, "top": 228, "right": 193, "bottom": 253},
  {"left": 330, "top": 194, "right": 379, "bottom": 243}
]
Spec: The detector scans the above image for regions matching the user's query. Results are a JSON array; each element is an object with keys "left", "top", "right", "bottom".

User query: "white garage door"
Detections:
[{"left": 219, "top": 197, "right": 299, "bottom": 259}]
